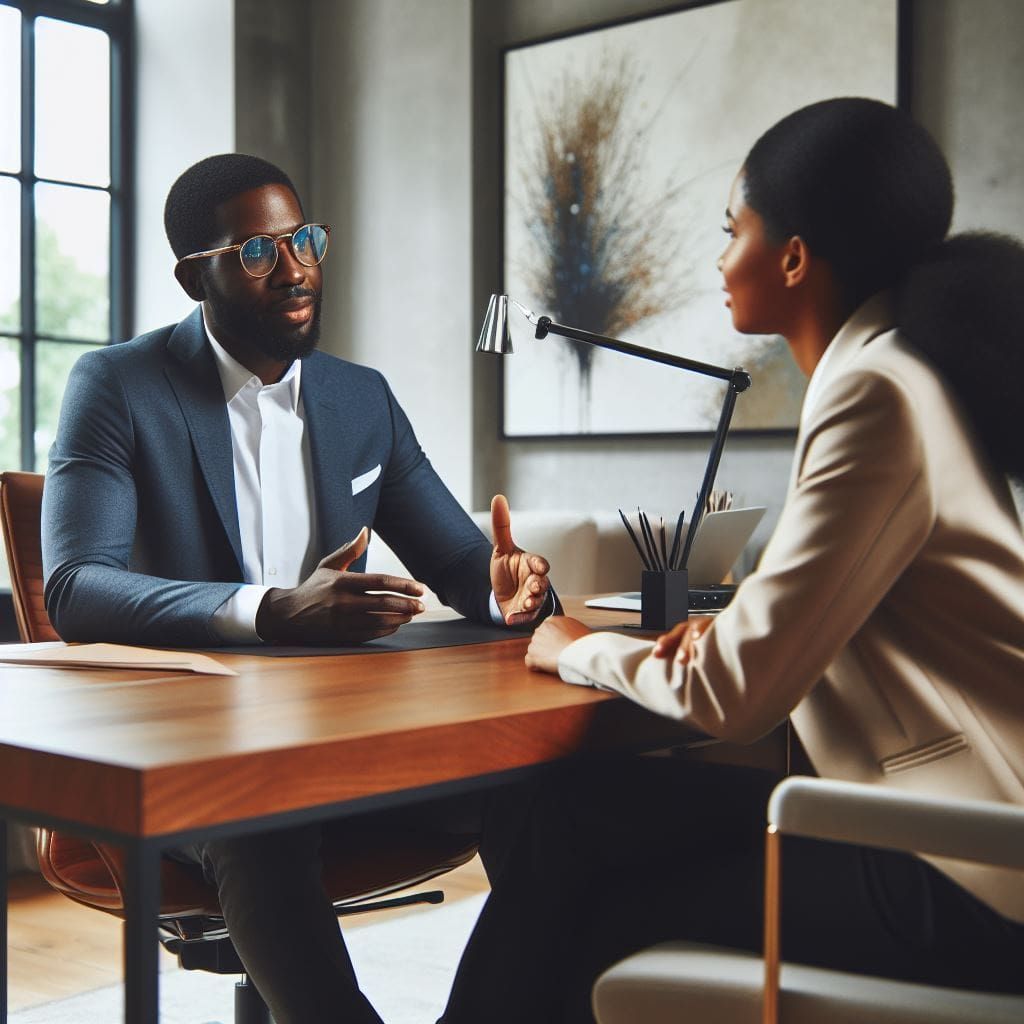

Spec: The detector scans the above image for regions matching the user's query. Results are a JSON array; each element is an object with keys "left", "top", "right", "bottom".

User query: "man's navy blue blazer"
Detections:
[{"left": 42, "top": 307, "right": 493, "bottom": 645}]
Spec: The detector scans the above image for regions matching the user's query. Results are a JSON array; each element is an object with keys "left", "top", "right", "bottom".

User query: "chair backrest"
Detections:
[{"left": 0, "top": 470, "right": 60, "bottom": 642}]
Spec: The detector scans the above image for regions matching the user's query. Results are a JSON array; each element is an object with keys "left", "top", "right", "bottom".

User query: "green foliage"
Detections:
[
  {"left": 35, "top": 220, "right": 108, "bottom": 341},
  {"left": 0, "top": 220, "right": 105, "bottom": 473}
]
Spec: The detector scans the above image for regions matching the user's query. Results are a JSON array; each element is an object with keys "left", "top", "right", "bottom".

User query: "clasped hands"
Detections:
[{"left": 256, "top": 494, "right": 551, "bottom": 645}]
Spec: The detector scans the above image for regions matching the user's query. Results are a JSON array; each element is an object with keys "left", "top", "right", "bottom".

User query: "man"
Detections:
[{"left": 41, "top": 153, "right": 554, "bottom": 1023}]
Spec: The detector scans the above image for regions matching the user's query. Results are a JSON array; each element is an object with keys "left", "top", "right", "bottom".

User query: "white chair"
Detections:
[{"left": 593, "top": 775, "right": 1024, "bottom": 1024}]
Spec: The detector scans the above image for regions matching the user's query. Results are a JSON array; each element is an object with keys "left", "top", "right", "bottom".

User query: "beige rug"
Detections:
[{"left": 11, "top": 892, "right": 487, "bottom": 1024}]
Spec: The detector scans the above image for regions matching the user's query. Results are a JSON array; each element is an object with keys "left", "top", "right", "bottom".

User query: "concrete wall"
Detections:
[
  {"left": 911, "top": 0, "right": 1024, "bottom": 233},
  {"left": 307, "top": 0, "right": 475, "bottom": 505},
  {"left": 134, "top": 0, "right": 235, "bottom": 331}
]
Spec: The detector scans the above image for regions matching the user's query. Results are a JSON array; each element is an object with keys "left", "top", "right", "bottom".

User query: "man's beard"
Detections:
[{"left": 205, "top": 285, "right": 323, "bottom": 363}]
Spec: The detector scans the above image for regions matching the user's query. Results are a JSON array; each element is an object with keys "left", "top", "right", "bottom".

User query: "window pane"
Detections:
[
  {"left": 0, "top": 6, "right": 20, "bottom": 174},
  {"left": 0, "top": 338, "right": 20, "bottom": 475},
  {"left": 35, "top": 18, "right": 110, "bottom": 187},
  {"left": 35, "top": 182, "right": 109, "bottom": 341},
  {"left": 0, "top": 176, "right": 19, "bottom": 331},
  {"left": 0, "top": 339, "right": 15, "bottom": 584},
  {"left": 35, "top": 340, "right": 101, "bottom": 469}
]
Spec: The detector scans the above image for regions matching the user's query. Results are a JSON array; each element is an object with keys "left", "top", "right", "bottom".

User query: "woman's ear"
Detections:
[
  {"left": 781, "top": 236, "right": 810, "bottom": 287},
  {"left": 173, "top": 260, "right": 206, "bottom": 302}
]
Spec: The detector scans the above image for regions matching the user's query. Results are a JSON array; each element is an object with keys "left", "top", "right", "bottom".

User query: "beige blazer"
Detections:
[{"left": 560, "top": 294, "right": 1024, "bottom": 920}]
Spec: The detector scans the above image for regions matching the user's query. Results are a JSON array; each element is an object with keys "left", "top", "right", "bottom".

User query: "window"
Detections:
[{"left": 0, "top": 0, "right": 133, "bottom": 479}]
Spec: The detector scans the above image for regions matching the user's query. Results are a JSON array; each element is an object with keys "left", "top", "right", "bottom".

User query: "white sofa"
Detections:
[{"left": 366, "top": 509, "right": 644, "bottom": 608}]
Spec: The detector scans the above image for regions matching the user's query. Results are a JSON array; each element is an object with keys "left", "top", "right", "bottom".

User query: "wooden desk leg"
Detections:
[
  {"left": 1, "top": 817, "right": 7, "bottom": 1024},
  {"left": 123, "top": 839, "right": 161, "bottom": 1024}
]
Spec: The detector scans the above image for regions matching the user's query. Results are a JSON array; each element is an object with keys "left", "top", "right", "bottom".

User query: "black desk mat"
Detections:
[{"left": 212, "top": 617, "right": 523, "bottom": 657}]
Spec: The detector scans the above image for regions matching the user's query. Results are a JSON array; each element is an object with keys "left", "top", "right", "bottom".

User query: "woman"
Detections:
[{"left": 438, "top": 98, "right": 1024, "bottom": 1024}]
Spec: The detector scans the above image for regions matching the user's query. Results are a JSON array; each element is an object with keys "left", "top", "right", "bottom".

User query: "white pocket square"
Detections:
[{"left": 351, "top": 464, "right": 382, "bottom": 496}]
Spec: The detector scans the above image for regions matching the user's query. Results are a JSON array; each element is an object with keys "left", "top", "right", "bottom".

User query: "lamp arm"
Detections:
[
  {"left": 532, "top": 312, "right": 751, "bottom": 572},
  {"left": 679, "top": 380, "right": 741, "bottom": 569},
  {"left": 534, "top": 315, "right": 752, "bottom": 392}
]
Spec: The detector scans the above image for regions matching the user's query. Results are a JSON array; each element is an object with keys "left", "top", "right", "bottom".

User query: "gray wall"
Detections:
[
  {"left": 135, "top": 0, "right": 236, "bottom": 331},
  {"left": 232, "top": 0, "right": 1024, "bottom": 563}
]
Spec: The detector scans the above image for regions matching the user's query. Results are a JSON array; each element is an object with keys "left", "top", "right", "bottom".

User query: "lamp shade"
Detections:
[{"left": 475, "top": 294, "right": 514, "bottom": 354}]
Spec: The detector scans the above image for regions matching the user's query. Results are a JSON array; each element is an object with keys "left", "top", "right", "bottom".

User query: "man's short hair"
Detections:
[{"left": 164, "top": 153, "right": 301, "bottom": 259}]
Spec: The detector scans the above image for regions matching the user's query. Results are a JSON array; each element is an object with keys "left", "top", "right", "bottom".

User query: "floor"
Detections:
[{"left": 5, "top": 856, "right": 490, "bottom": 1011}]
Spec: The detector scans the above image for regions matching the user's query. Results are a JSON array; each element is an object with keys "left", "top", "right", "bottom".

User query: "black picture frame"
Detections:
[{"left": 498, "top": 0, "right": 909, "bottom": 441}]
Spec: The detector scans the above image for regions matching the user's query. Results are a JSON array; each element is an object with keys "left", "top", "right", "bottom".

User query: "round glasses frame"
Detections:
[{"left": 177, "top": 223, "right": 331, "bottom": 278}]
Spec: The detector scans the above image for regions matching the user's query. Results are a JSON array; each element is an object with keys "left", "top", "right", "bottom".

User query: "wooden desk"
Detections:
[{"left": 0, "top": 602, "right": 695, "bottom": 1023}]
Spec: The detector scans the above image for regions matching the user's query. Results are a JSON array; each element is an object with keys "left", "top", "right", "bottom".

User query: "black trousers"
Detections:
[
  {"left": 438, "top": 755, "right": 1024, "bottom": 1024},
  {"left": 171, "top": 780, "right": 538, "bottom": 1024}
]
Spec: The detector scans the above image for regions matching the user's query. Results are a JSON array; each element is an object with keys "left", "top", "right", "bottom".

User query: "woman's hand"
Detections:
[
  {"left": 524, "top": 616, "right": 592, "bottom": 674},
  {"left": 652, "top": 615, "right": 714, "bottom": 664}
]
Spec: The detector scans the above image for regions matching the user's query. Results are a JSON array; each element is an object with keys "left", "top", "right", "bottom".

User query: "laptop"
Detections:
[{"left": 585, "top": 505, "right": 766, "bottom": 612}]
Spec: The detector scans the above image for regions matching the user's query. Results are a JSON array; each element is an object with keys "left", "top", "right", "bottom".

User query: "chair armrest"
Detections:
[{"left": 768, "top": 776, "right": 1024, "bottom": 870}]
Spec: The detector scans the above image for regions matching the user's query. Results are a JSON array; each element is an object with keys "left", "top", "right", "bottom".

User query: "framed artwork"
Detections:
[{"left": 500, "top": 0, "right": 903, "bottom": 439}]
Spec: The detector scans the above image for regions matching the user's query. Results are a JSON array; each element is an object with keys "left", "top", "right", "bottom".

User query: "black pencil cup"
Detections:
[{"left": 641, "top": 569, "right": 689, "bottom": 631}]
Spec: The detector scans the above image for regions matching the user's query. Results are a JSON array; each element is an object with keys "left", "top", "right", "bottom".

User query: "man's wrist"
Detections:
[
  {"left": 211, "top": 583, "right": 271, "bottom": 643},
  {"left": 490, "top": 588, "right": 557, "bottom": 628},
  {"left": 254, "top": 587, "right": 286, "bottom": 643}
]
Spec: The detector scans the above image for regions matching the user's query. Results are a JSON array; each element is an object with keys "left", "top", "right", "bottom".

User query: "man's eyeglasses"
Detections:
[{"left": 178, "top": 223, "right": 330, "bottom": 278}]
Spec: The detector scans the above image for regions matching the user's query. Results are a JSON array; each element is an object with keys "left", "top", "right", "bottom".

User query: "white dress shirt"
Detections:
[{"left": 205, "top": 326, "right": 317, "bottom": 642}]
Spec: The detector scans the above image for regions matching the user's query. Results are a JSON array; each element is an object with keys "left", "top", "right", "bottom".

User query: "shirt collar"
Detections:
[{"left": 202, "top": 309, "right": 302, "bottom": 409}]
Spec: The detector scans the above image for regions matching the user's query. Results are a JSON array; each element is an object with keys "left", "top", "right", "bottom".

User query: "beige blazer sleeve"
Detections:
[{"left": 560, "top": 362, "right": 935, "bottom": 743}]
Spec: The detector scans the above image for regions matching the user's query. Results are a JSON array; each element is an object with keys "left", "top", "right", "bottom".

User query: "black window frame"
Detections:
[{"left": 2, "top": 0, "right": 134, "bottom": 471}]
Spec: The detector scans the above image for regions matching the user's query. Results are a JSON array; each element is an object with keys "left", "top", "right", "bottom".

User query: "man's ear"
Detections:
[
  {"left": 173, "top": 260, "right": 206, "bottom": 302},
  {"left": 781, "top": 236, "right": 810, "bottom": 288}
]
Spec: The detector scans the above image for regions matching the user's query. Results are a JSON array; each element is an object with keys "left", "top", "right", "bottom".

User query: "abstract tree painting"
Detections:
[{"left": 501, "top": 0, "right": 899, "bottom": 437}]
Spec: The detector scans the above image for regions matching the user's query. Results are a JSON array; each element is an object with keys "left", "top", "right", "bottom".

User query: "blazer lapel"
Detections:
[
  {"left": 164, "top": 309, "right": 244, "bottom": 571},
  {"left": 789, "top": 293, "right": 897, "bottom": 490},
  {"left": 301, "top": 354, "right": 355, "bottom": 556}
]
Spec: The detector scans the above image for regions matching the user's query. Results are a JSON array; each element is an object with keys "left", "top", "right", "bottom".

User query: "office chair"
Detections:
[
  {"left": 0, "top": 470, "right": 480, "bottom": 1024},
  {"left": 593, "top": 774, "right": 1024, "bottom": 1024},
  {"left": 1, "top": 470, "right": 59, "bottom": 643}
]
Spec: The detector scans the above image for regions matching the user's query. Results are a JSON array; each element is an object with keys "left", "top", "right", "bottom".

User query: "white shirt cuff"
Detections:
[
  {"left": 489, "top": 589, "right": 555, "bottom": 626},
  {"left": 211, "top": 584, "right": 272, "bottom": 643}
]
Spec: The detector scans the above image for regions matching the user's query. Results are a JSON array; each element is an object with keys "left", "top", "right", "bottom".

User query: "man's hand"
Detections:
[
  {"left": 489, "top": 494, "right": 552, "bottom": 626},
  {"left": 652, "top": 616, "right": 714, "bottom": 664},
  {"left": 256, "top": 527, "right": 426, "bottom": 644},
  {"left": 524, "top": 616, "right": 592, "bottom": 674}
]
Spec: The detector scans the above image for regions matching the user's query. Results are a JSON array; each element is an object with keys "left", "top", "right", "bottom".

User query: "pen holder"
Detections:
[{"left": 641, "top": 569, "right": 689, "bottom": 631}]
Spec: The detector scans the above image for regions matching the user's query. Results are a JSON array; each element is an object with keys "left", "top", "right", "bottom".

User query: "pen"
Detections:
[
  {"left": 638, "top": 508, "right": 661, "bottom": 570},
  {"left": 668, "top": 510, "right": 685, "bottom": 570},
  {"left": 619, "top": 508, "right": 654, "bottom": 570}
]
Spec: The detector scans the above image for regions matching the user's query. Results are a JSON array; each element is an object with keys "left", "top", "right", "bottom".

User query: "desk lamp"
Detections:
[{"left": 477, "top": 294, "right": 752, "bottom": 627}]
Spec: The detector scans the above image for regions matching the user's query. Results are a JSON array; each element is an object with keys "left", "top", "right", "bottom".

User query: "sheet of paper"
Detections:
[
  {"left": 585, "top": 593, "right": 642, "bottom": 612},
  {"left": 0, "top": 642, "right": 237, "bottom": 676}
]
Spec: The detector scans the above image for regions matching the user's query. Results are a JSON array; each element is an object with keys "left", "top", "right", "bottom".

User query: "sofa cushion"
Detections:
[{"left": 366, "top": 509, "right": 637, "bottom": 609}]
